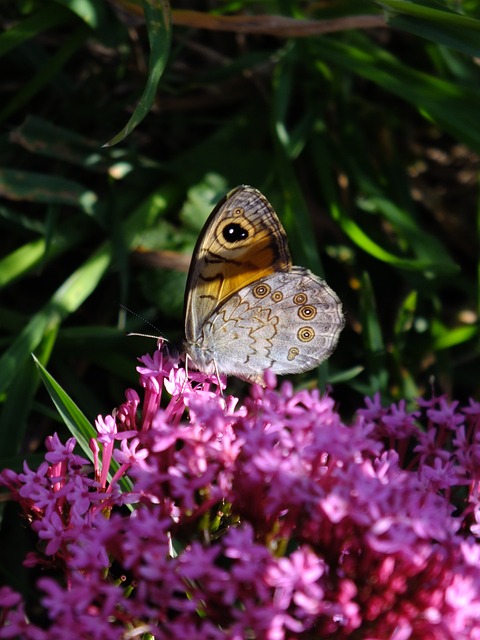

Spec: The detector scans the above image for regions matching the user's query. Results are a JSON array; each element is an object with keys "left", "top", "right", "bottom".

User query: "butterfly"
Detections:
[{"left": 183, "top": 185, "right": 344, "bottom": 384}]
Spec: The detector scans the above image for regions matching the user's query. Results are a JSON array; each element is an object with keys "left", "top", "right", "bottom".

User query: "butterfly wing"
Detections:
[
  {"left": 184, "top": 185, "right": 292, "bottom": 344},
  {"left": 187, "top": 267, "right": 344, "bottom": 383}
]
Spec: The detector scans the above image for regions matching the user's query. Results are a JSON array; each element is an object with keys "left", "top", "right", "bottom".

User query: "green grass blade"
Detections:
[
  {"left": 390, "top": 291, "right": 420, "bottom": 401},
  {"left": 309, "top": 125, "right": 455, "bottom": 275},
  {"left": 0, "top": 4, "right": 72, "bottom": 57},
  {"left": 328, "top": 365, "right": 364, "bottom": 385},
  {"left": 0, "top": 169, "right": 97, "bottom": 213},
  {"left": 33, "top": 355, "right": 97, "bottom": 462},
  {"left": 380, "top": 0, "right": 480, "bottom": 57},
  {"left": 34, "top": 356, "right": 133, "bottom": 495},
  {"left": 356, "top": 195, "right": 459, "bottom": 276},
  {"left": 433, "top": 325, "right": 478, "bottom": 350},
  {"left": 0, "top": 215, "right": 92, "bottom": 287},
  {"left": 314, "top": 36, "right": 480, "bottom": 154},
  {"left": 105, "top": 0, "right": 172, "bottom": 146},
  {"left": 54, "top": 0, "right": 107, "bottom": 28},
  {"left": 359, "top": 271, "right": 388, "bottom": 396},
  {"left": 0, "top": 327, "right": 58, "bottom": 456},
  {"left": 0, "top": 179, "right": 174, "bottom": 397},
  {"left": 11, "top": 116, "right": 118, "bottom": 171},
  {"left": 0, "top": 247, "right": 112, "bottom": 396}
]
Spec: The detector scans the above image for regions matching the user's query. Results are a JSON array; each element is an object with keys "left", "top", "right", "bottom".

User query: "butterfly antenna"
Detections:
[{"left": 119, "top": 304, "right": 168, "bottom": 342}]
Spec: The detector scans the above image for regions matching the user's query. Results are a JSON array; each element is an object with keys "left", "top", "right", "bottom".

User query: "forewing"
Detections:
[{"left": 184, "top": 185, "right": 292, "bottom": 342}]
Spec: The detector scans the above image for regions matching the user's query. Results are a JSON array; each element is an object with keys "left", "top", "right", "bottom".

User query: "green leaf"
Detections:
[
  {"left": 105, "top": 0, "right": 172, "bottom": 146},
  {"left": 356, "top": 195, "right": 459, "bottom": 276},
  {"left": 309, "top": 124, "right": 456, "bottom": 275},
  {"left": 359, "top": 271, "right": 388, "bottom": 395},
  {"left": 433, "top": 324, "right": 478, "bottom": 349},
  {"left": 390, "top": 291, "right": 420, "bottom": 401},
  {"left": 33, "top": 355, "right": 96, "bottom": 462},
  {"left": 0, "top": 327, "right": 58, "bottom": 457},
  {"left": 0, "top": 169, "right": 97, "bottom": 213},
  {"left": 54, "top": 0, "right": 107, "bottom": 28},
  {"left": 0, "top": 215, "right": 93, "bottom": 287},
  {"left": 314, "top": 35, "right": 480, "bottom": 154},
  {"left": 336, "top": 215, "right": 450, "bottom": 272},
  {"left": 11, "top": 116, "right": 114, "bottom": 172},
  {"left": 34, "top": 356, "right": 133, "bottom": 495},
  {"left": 379, "top": 0, "right": 480, "bottom": 57},
  {"left": 0, "top": 246, "right": 112, "bottom": 396},
  {"left": 0, "top": 4, "right": 72, "bottom": 57},
  {"left": 328, "top": 365, "right": 364, "bottom": 385}
]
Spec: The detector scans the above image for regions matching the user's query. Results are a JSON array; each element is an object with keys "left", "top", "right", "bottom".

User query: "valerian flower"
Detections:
[{"left": 1, "top": 345, "right": 480, "bottom": 638}]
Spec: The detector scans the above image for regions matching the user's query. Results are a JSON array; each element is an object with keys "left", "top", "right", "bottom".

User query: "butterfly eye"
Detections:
[{"left": 223, "top": 223, "right": 248, "bottom": 243}]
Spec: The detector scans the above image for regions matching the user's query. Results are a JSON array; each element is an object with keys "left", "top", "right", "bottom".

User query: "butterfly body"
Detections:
[{"left": 184, "top": 186, "right": 344, "bottom": 384}]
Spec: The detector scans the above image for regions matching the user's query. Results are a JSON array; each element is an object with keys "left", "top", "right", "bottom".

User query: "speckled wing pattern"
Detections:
[{"left": 183, "top": 185, "right": 344, "bottom": 383}]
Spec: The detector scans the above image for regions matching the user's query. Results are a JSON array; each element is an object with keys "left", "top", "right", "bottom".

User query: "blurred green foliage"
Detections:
[{"left": 0, "top": 0, "right": 479, "bottom": 471}]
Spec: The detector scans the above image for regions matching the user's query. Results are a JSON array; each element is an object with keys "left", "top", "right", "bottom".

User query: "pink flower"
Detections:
[
  {"left": 17, "top": 461, "right": 51, "bottom": 509},
  {"left": 266, "top": 547, "right": 325, "bottom": 615},
  {"left": 113, "top": 436, "right": 148, "bottom": 466},
  {"left": 116, "top": 388, "right": 140, "bottom": 430},
  {"left": 2, "top": 344, "right": 480, "bottom": 638},
  {"left": 427, "top": 397, "right": 464, "bottom": 430}
]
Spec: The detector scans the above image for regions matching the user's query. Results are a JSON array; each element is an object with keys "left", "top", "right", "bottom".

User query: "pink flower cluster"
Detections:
[{"left": 2, "top": 347, "right": 480, "bottom": 638}]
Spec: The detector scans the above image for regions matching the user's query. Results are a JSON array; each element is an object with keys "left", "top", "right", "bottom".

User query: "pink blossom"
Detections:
[
  {"left": 17, "top": 461, "right": 52, "bottom": 509},
  {"left": 1, "top": 345, "right": 480, "bottom": 638},
  {"left": 115, "top": 388, "right": 140, "bottom": 429},
  {"left": 427, "top": 397, "right": 464, "bottom": 430},
  {"left": 266, "top": 547, "right": 325, "bottom": 614}
]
